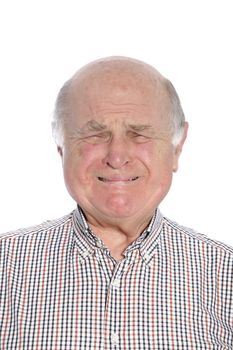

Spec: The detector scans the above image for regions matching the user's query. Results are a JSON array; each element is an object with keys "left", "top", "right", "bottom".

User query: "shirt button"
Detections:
[
  {"left": 112, "top": 278, "right": 121, "bottom": 288},
  {"left": 82, "top": 250, "right": 89, "bottom": 258},
  {"left": 111, "top": 332, "right": 119, "bottom": 346},
  {"left": 96, "top": 240, "right": 103, "bottom": 248},
  {"left": 144, "top": 253, "right": 150, "bottom": 261}
]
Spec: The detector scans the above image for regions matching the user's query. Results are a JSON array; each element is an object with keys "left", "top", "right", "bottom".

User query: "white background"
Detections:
[{"left": 0, "top": 0, "right": 233, "bottom": 246}]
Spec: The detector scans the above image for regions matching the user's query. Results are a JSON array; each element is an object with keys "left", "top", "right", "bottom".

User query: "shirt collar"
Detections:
[
  {"left": 72, "top": 206, "right": 100, "bottom": 260},
  {"left": 72, "top": 205, "right": 163, "bottom": 265},
  {"left": 139, "top": 209, "right": 163, "bottom": 265}
]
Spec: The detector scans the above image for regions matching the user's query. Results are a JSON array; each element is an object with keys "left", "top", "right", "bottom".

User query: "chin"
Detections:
[
  {"left": 97, "top": 197, "right": 141, "bottom": 219},
  {"left": 102, "top": 209, "right": 137, "bottom": 220}
]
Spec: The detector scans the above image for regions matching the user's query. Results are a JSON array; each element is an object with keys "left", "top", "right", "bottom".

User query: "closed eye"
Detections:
[
  {"left": 128, "top": 131, "right": 151, "bottom": 143},
  {"left": 83, "top": 132, "right": 111, "bottom": 144}
]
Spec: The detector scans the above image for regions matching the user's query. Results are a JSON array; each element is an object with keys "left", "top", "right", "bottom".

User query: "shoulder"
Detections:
[
  {"left": 0, "top": 211, "right": 74, "bottom": 245},
  {"left": 160, "top": 215, "right": 233, "bottom": 295},
  {"left": 162, "top": 215, "right": 233, "bottom": 257},
  {"left": 0, "top": 212, "right": 76, "bottom": 273}
]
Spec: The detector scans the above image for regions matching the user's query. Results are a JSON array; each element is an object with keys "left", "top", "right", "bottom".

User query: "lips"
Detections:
[{"left": 97, "top": 176, "right": 139, "bottom": 182}]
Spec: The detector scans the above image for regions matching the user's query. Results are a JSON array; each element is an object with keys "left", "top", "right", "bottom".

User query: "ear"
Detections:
[
  {"left": 57, "top": 146, "right": 63, "bottom": 158},
  {"left": 173, "top": 122, "right": 189, "bottom": 172}
]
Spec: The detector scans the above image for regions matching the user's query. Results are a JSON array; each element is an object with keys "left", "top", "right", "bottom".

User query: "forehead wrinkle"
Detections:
[
  {"left": 86, "top": 100, "right": 147, "bottom": 115},
  {"left": 74, "top": 102, "right": 150, "bottom": 127}
]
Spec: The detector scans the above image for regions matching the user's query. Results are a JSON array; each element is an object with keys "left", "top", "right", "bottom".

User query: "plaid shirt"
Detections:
[{"left": 1, "top": 207, "right": 233, "bottom": 349}]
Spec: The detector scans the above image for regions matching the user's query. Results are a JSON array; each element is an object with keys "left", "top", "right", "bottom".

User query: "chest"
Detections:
[{"left": 1, "top": 247, "right": 232, "bottom": 349}]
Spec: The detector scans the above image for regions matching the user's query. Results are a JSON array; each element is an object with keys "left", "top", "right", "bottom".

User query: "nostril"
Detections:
[
  {"left": 106, "top": 159, "right": 129, "bottom": 169},
  {"left": 103, "top": 145, "right": 131, "bottom": 169}
]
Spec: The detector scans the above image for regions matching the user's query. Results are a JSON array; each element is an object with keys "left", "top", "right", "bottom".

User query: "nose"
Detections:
[{"left": 102, "top": 137, "right": 130, "bottom": 169}]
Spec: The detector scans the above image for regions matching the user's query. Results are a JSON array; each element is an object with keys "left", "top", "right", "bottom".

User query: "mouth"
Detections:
[{"left": 97, "top": 176, "right": 139, "bottom": 183}]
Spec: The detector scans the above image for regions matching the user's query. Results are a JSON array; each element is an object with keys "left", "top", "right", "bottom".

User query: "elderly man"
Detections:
[{"left": 0, "top": 57, "right": 232, "bottom": 349}]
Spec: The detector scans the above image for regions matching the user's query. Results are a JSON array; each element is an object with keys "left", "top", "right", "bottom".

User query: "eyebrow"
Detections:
[
  {"left": 72, "top": 120, "right": 154, "bottom": 138},
  {"left": 77, "top": 120, "right": 107, "bottom": 134},
  {"left": 128, "top": 124, "right": 154, "bottom": 131}
]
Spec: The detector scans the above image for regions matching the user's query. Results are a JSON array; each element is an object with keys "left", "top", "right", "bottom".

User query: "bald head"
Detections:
[
  {"left": 70, "top": 56, "right": 165, "bottom": 91},
  {"left": 52, "top": 56, "right": 185, "bottom": 146}
]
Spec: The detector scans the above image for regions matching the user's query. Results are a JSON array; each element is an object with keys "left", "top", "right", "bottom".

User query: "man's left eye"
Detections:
[{"left": 131, "top": 133, "right": 149, "bottom": 143}]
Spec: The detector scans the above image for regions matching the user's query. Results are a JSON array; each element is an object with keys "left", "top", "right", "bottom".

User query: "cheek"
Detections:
[
  {"left": 63, "top": 143, "right": 104, "bottom": 181},
  {"left": 135, "top": 143, "right": 154, "bottom": 161},
  {"left": 74, "top": 142, "right": 97, "bottom": 159},
  {"left": 78, "top": 144, "right": 107, "bottom": 171},
  {"left": 136, "top": 142, "right": 174, "bottom": 168}
]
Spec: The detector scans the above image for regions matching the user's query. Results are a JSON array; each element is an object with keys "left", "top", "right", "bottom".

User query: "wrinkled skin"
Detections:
[{"left": 58, "top": 58, "right": 188, "bottom": 258}]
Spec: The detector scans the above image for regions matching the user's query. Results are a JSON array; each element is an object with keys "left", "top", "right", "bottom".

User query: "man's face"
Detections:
[{"left": 60, "top": 68, "right": 185, "bottom": 223}]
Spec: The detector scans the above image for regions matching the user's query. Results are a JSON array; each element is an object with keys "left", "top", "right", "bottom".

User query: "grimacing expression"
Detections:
[{"left": 59, "top": 60, "right": 187, "bottom": 222}]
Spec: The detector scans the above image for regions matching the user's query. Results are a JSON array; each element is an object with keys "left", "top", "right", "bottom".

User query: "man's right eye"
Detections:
[{"left": 84, "top": 133, "right": 110, "bottom": 144}]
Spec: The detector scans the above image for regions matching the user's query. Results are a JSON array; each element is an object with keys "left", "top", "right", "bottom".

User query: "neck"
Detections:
[{"left": 82, "top": 209, "right": 154, "bottom": 260}]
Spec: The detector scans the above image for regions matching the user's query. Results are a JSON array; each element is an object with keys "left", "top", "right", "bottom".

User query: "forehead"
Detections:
[{"left": 67, "top": 61, "right": 171, "bottom": 128}]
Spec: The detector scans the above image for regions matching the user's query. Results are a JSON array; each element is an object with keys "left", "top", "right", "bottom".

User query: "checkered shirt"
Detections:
[{"left": 0, "top": 207, "right": 233, "bottom": 349}]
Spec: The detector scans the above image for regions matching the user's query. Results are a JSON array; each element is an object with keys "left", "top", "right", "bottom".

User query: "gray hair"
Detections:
[
  {"left": 164, "top": 79, "right": 186, "bottom": 146},
  {"left": 52, "top": 70, "right": 185, "bottom": 147},
  {"left": 52, "top": 79, "right": 72, "bottom": 147}
]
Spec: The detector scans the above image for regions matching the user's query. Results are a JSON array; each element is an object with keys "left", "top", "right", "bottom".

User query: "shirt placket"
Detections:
[{"left": 103, "top": 249, "right": 139, "bottom": 349}]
